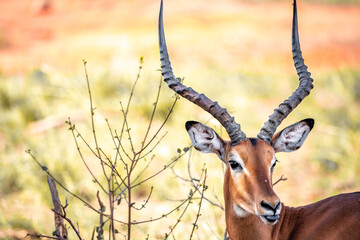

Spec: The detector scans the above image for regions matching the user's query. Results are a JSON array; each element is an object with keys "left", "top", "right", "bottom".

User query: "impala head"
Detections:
[
  {"left": 185, "top": 119, "right": 313, "bottom": 225},
  {"left": 158, "top": 0, "right": 314, "bottom": 226}
]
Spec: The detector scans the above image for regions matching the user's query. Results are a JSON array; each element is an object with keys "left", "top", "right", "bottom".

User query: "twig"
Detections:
[
  {"left": 273, "top": 174, "right": 287, "bottom": 186},
  {"left": 140, "top": 75, "right": 163, "bottom": 152},
  {"left": 164, "top": 190, "right": 194, "bottom": 239},
  {"left": 120, "top": 102, "right": 135, "bottom": 156},
  {"left": 26, "top": 150, "right": 127, "bottom": 224},
  {"left": 131, "top": 186, "right": 153, "bottom": 211},
  {"left": 109, "top": 166, "right": 116, "bottom": 240},
  {"left": 83, "top": 62, "right": 116, "bottom": 240},
  {"left": 114, "top": 128, "right": 132, "bottom": 162},
  {"left": 29, "top": 59, "right": 204, "bottom": 238},
  {"left": 132, "top": 182, "right": 203, "bottom": 225},
  {"left": 131, "top": 150, "right": 186, "bottom": 188},
  {"left": 130, "top": 155, "right": 155, "bottom": 187},
  {"left": 106, "top": 119, "right": 126, "bottom": 167},
  {"left": 186, "top": 149, "right": 224, "bottom": 210},
  {"left": 137, "top": 96, "right": 178, "bottom": 156},
  {"left": 189, "top": 168, "right": 207, "bottom": 239},
  {"left": 118, "top": 57, "right": 144, "bottom": 146},
  {"left": 137, "top": 132, "right": 168, "bottom": 161},
  {"left": 83, "top": 60, "right": 109, "bottom": 182},
  {"left": 25, "top": 233, "right": 57, "bottom": 239},
  {"left": 91, "top": 228, "right": 95, "bottom": 240},
  {"left": 116, "top": 56, "right": 144, "bottom": 165},
  {"left": 170, "top": 167, "right": 191, "bottom": 183},
  {"left": 47, "top": 176, "right": 68, "bottom": 240},
  {"left": 66, "top": 119, "right": 107, "bottom": 194},
  {"left": 97, "top": 148, "right": 129, "bottom": 190},
  {"left": 51, "top": 209, "right": 83, "bottom": 240},
  {"left": 96, "top": 191, "right": 105, "bottom": 240}
]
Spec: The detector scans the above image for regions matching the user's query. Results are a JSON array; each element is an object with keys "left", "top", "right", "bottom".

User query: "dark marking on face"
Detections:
[
  {"left": 191, "top": 131, "right": 197, "bottom": 143},
  {"left": 249, "top": 138, "right": 258, "bottom": 146},
  {"left": 298, "top": 130, "right": 306, "bottom": 144},
  {"left": 185, "top": 121, "right": 197, "bottom": 131}
]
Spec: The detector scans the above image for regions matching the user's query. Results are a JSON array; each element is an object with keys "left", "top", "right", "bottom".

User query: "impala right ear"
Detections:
[
  {"left": 271, "top": 118, "right": 314, "bottom": 153},
  {"left": 185, "top": 121, "right": 227, "bottom": 162}
]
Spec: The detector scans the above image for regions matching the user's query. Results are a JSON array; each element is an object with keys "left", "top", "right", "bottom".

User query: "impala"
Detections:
[{"left": 158, "top": 0, "right": 360, "bottom": 239}]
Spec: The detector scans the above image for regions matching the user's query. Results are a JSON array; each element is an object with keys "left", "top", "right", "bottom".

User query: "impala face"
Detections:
[
  {"left": 227, "top": 139, "right": 281, "bottom": 225},
  {"left": 185, "top": 119, "right": 314, "bottom": 225}
]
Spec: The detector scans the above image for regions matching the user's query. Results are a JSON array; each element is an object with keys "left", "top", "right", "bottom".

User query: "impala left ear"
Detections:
[
  {"left": 185, "top": 121, "right": 227, "bottom": 162},
  {"left": 271, "top": 118, "right": 314, "bottom": 153}
]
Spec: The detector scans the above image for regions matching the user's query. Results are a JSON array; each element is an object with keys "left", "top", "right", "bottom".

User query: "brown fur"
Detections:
[
  {"left": 223, "top": 139, "right": 360, "bottom": 240},
  {"left": 225, "top": 193, "right": 360, "bottom": 240}
]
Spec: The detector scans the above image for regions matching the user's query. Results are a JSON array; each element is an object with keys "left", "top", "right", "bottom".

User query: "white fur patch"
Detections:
[
  {"left": 269, "top": 153, "right": 276, "bottom": 175},
  {"left": 233, "top": 204, "right": 250, "bottom": 218},
  {"left": 229, "top": 151, "right": 249, "bottom": 176}
]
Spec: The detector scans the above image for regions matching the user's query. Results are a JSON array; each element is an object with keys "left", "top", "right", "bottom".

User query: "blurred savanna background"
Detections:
[{"left": 0, "top": 0, "right": 360, "bottom": 239}]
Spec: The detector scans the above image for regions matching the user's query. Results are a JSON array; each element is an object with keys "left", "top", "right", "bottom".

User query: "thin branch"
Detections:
[
  {"left": 273, "top": 174, "right": 287, "bottom": 186},
  {"left": 51, "top": 209, "right": 83, "bottom": 240},
  {"left": 96, "top": 191, "right": 105, "bottom": 240},
  {"left": 137, "top": 96, "right": 178, "bottom": 156},
  {"left": 136, "top": 132, "right": 168, "bottom": 161},
  {"left": 83, "top": 62, "right": 116, "bottom": 240},
  {"left": 170, "top": 167, "right": 191, "bottom": 183},
  {"left": 132, "top": 182, "right": 202, "bottom": 225},
  {"left": 131, "top": 149, "right": 186, "bottom": 188},
  {"left": 119, "top": 57, "right": 144, "bottom": 144},
  {"left": 106, "top": 119, "right": 126, "bottom": 167},
  {"left": 25, "top": 233, "right": 57, "bottom": 239},
  {"left": 190, "top": 168, "right": 207, "bottom": 239},
  {"left": 47, "top": 176, "right": 68, "bottom": 240},
  {"left": 127, "top": 166, "right": 132, "bottom": 240},
  {"left": 131, "top": 186, "right": 153, "bottom": 211},
  {"left": 164, "top": 191, "right": 193, "bottom": 239},
  {"left": 83, "top": 60, "right": 108, "bottom": 181},
  {"left": 66, "top": 119, "right": 107, "bottom": 194},
  {"left": 120, "top": 102, "right": 135, "bottom": 156},
  {"left": 140, "top": 75, "right": 163, "bottom": 151},
  {"left": 116, "top": 57, "right": 144, "bottom": 161},
  {"left": 130, "top": 154, "right": 155, "bottom": 187},
  {"left": 186, "top": 149, "right": 224, "bottom": 210},
  {"left": 26, "top": 150, "right": 127, "bottom": 224},
  {"left": 114, "top": 129, "right": 132, "bottom": 162},
  {"left": 109, "top": 165, "right": 116, "bottom": 240}
]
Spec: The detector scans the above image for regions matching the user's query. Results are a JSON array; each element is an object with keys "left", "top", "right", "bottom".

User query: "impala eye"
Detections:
[
  {"left": 271, "top": 159, "right": 279, "bottom": 172},
  {"left": 229, "top": 160, "right": 243, "bottom": 171}
]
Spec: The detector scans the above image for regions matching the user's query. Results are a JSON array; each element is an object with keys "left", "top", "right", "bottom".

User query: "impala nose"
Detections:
[
  {"left": 260, "top": 200, "right": 281, "bottom": 225},
  {"left": 261, "top": 200, "right": 281, "bottom": 214}
]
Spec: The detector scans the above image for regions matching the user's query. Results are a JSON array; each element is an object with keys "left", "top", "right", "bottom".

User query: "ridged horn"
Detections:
[
  {"left": 158, "top": 0, "right": 246, "bottom": 145},
  {"left": 257, "top": 0, "right": 314, "bottom": 143}
]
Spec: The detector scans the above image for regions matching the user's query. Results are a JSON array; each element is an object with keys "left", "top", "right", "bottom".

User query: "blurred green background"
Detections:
[{"left": 0, "top": 0, "right": 359, "bottom": 239}]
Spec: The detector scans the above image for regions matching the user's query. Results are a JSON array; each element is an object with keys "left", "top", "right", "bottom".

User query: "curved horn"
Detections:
[
  {"left": 257, "top": 0, "right": 314, "bottom": 143},
  {"left": 158, "top": 0, "right": 246, "bottom": 145}
]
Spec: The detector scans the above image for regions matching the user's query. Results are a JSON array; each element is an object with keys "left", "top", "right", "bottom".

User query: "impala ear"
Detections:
[
  {"left": 271, "top": 118, "right": 314, "bottom": 153},
  {"left": 185, "top": 121, "right": 227, "bottom": 162}
]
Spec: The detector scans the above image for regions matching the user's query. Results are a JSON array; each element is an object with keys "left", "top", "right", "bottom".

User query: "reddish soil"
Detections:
[{"left": 0, "top": 0, "right": 359, "bottom": 74}]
